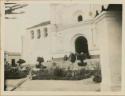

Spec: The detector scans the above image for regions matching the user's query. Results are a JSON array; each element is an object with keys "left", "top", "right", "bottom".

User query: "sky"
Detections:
[{"left": 5, "top": 2, "right": 51, "bottom": 53}]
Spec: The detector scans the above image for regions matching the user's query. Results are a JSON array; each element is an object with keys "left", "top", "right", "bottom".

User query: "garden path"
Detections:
[{"left": 15, "top": 77, "right": 100, "bottom": 91}]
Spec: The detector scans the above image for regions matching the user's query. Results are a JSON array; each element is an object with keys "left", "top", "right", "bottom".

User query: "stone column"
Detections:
[
  {"left": 95, "top": 12, "right": 122, "bottom": 91},
  {"left": 99, "top": 15, "right": 112, "bottom": 91}
]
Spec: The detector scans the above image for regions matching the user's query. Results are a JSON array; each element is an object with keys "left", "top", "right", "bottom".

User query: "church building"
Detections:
[
  {"left": 23, "top": 4, "right": 106, "bottom": 62},
  {"left": 22, "top": 4, "right": 122, "bottom": 91}
]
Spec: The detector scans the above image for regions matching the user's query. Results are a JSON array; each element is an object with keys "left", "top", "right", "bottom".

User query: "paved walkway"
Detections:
[
  {"left": 6, "top": 77, "right": 28, "bottom": 91},
  {"left": 15, "top": 77, "right": 100, "bottom": 91}
]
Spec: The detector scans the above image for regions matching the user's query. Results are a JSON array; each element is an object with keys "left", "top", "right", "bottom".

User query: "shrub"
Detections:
[
  {"left": 36, "top": 57, "right": 45, "bottom": 68},
  {"left": 78, "top": 61, "right": 87, "bottom": 66},
  {"left": 11, "top": 59, "right": 17, "bottom": 67},
  {"left": 64, "top": 55, "right": 68, "bottom": 61},
  {"left": 52, "top": 62, "right": 57, "bottom": 66},
  {"left": 37, "top": 57, "right": 44, "bottom": 63},
  {"left": 17, "top": 59, "right": 26, "bottom": 66},
  {"left": 36, "top": 64, "right": 41, "bottom": 68},
  {"left": 5, "top": 61, "right": 30, "bottom": 79},
  {"left": 93, "top": 70, "right": 102, "bottom": 83},
  {"left": 5, "top": 67, "right": 28, "bottom": 79},
  {"left": 69, "top": 53, "right": 76, "bottom": 63},
  {"left": 53, "top": 67, "right": 65, "bottom": 77},
  {"left": 93, "top": 75, "right": 102, "bottom": 83}
]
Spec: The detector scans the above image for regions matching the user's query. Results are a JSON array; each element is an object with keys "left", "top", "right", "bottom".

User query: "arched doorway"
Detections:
[{"left": 75, "top": 36, "right": 89, "bottom": 57}]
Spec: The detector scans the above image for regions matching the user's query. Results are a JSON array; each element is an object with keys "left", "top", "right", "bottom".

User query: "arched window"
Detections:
[
  {"left": 43, "top": 27, "right": 48, "bottom": 37},
  {"left": 37, "top": 29, "right": 41, "bottom": 39},
  {"left": 78, "top": 15, "right": 83, "bottom": 22},
  {"left": 30, "top": 30, "right": 34, "bottom": 39}
]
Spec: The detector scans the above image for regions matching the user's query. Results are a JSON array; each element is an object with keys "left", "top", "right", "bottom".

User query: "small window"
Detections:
[
  {"left": 78, "top": 15, "right": 83, "bottom": 22},
  {"left": 44, "top": 27, "right": 48, "bottom": 37},
  {"left": 30, "top": 30, "right": 34, "bottom": 39},
  {"left": 37, "top": 29, "right": 41, "bottom": 39}
]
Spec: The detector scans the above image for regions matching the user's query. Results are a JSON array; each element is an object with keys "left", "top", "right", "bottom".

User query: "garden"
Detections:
[
  {"left": 4, "top": 59, "right": 30, "bottom": 79},
  {"left": 31, "top": 53, "right": 102, "bottom": 83},
  {"left": 4, "top": 52, "right": 102, "bottom": 84}
]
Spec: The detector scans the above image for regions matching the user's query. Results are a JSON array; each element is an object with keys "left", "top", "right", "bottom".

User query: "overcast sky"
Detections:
[{"left": 5, "top": 2, "right": 51, "bottom": 53}]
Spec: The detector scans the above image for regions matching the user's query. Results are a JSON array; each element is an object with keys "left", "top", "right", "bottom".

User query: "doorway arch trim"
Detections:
[{"left": 70, "top": 33, "right": 88, "bottom": 53}]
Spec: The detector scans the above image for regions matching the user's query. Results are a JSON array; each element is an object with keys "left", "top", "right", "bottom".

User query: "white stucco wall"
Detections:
[
  {"left": 50, "top": 4, "right": 103, "bottom": 31},
  {"left": 95, "top": 11, "right": 122, "bottom": 91},
  {"left": 107, "top": 12, "right": 122, "bottom": 91},
  {"left": 22, "top": 4, "right": 105, "bottom": 62}
]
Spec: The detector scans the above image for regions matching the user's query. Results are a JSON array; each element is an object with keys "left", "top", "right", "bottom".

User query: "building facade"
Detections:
[
  {"left": 23, "top": 4, "right": 105, "bottom": 63},
  {"left": 22, "top": 4, "right": 122, "bottom": 91}
]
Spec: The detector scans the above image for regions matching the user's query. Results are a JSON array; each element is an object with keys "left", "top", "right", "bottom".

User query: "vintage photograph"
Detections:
[{"left": 1, "top": 0, "right": 124, "bottom": 94}]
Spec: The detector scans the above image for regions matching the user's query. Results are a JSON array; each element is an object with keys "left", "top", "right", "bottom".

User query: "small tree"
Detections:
[
  {"left": 77, "top": 52, "right": 87, "bottom": 66},
  {"left": 36, "top": 57, "right": 44, "bottom": 68},
  {"left": 17, "top": 59, "right": 26, "bottom": 66}
]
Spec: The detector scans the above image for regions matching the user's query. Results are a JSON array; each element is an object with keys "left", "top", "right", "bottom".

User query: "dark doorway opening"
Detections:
[
  {"left": 75, "top": 36, "right": 89, "bottom": 57},
  {"left": 78, "top": 15, "right": 83, "bottom": 22}
]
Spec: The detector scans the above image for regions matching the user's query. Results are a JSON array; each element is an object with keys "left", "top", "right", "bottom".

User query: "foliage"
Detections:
[
  {"left": 11, "top": 59, "right": 17, "bottom": 67},
  {"left": 5, "top": 67, "right": 28, "bottom": 79},
  {"left": 37, "top": 57, "right": 44, "bottom": 63},
  {"left": 69, "top": 53, "right": 76, "bottom": 63},
  {"left": 17, "top": 59, "right": 26, "bottom": 66},
  {"left": 4, "top": 61, "right": 30, "bottom": 79},
  {"left": 77, "top": 61, "right": 87, "bottom": 66},
  {"left": 53, "top": 67, "right": 65, "bottom": 77},
  {"left": 36, "top": 64, "right": 41, "bottom": 68},
  {"left": 64, "top": 55, "right": 68, "bottom": 61},
  {"left": 36, "top": 57, "right": 45, "bottom": 69},
  {"left": 93, "top": 70, "right": 102, "bottom": 83},
  {"left": 32, "top": 66, "right": 93, "bottom": 80},
  {"left": 52, "top": 62, "right": 57, "bottom": 66}
]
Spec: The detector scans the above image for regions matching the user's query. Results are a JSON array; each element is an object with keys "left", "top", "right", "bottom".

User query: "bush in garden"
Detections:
[
  {"left": 52, "top": 62, "right": 57, "bottom": 66},
  {"left": 5, "top": 60, "right": 30, "bottom": 79},
  {"left": 37, "top": 57, "right": 44, "bottom": 63},
  {"left": 17, "top": 59, "right": 26, "bottom": 66},
  {"left": 76, "top": 52, "right": 87, "bottom": 67},
  {"left": 36, "top": 57, "right": 44, "bottom": 68},
  {"left": 78, "top": 68, "right": 92, "bottom": 79},
  {"left": 5, "top": 67, "right": 28, "bottom": 79},
  {"left": 53, "top": 67, "right": 65, "bottom": 77},
  {"left": 31, "top": 67, "right": 93, "bottom": 80},
  {"left": 5, "top": 62, "right": 11, "bottom": 71},
  {"left": 32, "top": 67, "right": 66, "bottom": 80},
  {"left": 91, "top": 60, "right": 102, "bottom": 83},
  {"left": 69, "top": 53, "right": 76, "bottom": 63},
  {"left": 11, "top": 59, "right": 17, "bottom": 67},
  {"left": 64, "top": 55, "right": 68, "bottom": 61},
  {"left": 77, "top": 61, "right": 87, "bottom": 66},
  {"left": 93, "top": 70, "right": 102, "bottom": 83}
]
